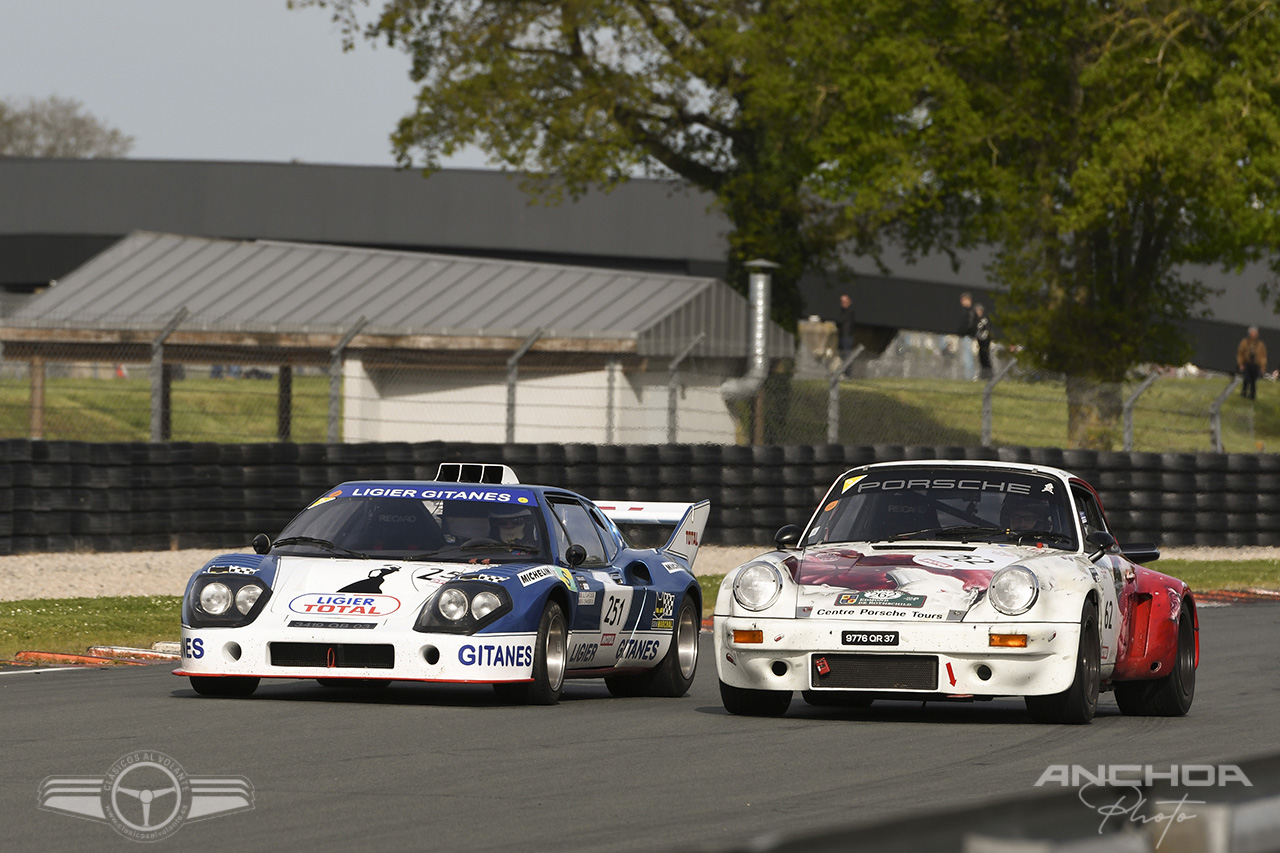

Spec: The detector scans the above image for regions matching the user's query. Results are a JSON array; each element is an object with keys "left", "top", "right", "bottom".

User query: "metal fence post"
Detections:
[
  {"left": 981, "top": 360, "right": 1016, "bottom": 446},
  {"left": 827, "top": 344, "right": 865, "bottom": 444},
  {"left": 1210, "top": 375, "right": 1243, "bottom": 452},
  {"left": 329, "top": 316, "right": 368, "bottom": 444},
  {"left": 506, "top": 329, "right": 543, "bottom": 444},
  {"left": 1122, "top": 373, "right": 1159, "bottom": 451},
  {"left": 150, "top": 308, "right": 189, "bottom": 442},
  {"left": 668, "top": 334, "right": 706, "bottom": 443}
]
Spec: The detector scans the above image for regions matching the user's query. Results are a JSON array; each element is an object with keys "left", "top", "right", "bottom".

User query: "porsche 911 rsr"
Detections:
[
  {"left": 175, "top": 464, "right": 709, "bottom": 704},
  {"left": 714, "top": 460, "right": 1197, "bottom": 723}
]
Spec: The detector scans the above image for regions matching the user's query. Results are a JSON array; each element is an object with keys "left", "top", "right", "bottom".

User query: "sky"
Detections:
[{"left": 0, "top": 0, "right": 489, "bottom": 168}]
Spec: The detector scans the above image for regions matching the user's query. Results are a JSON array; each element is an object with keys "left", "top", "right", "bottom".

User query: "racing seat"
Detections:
[{"left": 350, "top": 499, "right": 443, "bottom": 552}]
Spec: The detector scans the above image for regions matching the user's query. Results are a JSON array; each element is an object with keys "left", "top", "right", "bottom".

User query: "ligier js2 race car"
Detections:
[
  {"left": 715, "top": 460, "right": 1198, "bottom": 723},
  {"left": 175, "top": 464, "right": 709, "bottom": 704}
]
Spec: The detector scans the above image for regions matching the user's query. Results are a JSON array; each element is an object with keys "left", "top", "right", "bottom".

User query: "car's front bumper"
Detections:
[
  {"left": 713, "top": 615, "right": 1081, "bottom": 697},
  {"left": 173, "top": 626, "right": 537, "bottom": 683}
]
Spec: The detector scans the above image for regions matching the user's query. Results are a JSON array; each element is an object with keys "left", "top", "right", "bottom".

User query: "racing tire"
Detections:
[
  {"left": 1113, "top": 603, "right": 1196, "bottom": 717},
  {"left": 494, "top": 600, "right": 567, "bottom": 706},
  {"left": 719, "top": 680, "right": 792, "bottom": 717},
  {"left": 1025, "top": 599, "right": 1100, "bottom": 725},
  {"left": 189, "top": 676, "right": 259, "bottom": 698},
  {"left": 801, "top": 691, "right": 873, "bottom": 708},
  {"left": 605, "top": 595, "right": 700, "bottom": 698}
]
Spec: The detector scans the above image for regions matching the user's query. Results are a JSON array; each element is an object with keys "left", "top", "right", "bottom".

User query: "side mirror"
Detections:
[
  {"left": 1086, "top": 530, "right": 1115, "bottom": 560},
  {"left": 775, "top": 525, "right": 802, "bottom": 549},
  {"left": 1120, "top": 542, "right": 1160, "bottom": 564},
  {"left": 252, "top": 533, "right": 272, "bottom": 555},
  {"left": 565, "top": 543, "right": 587, "bottom": 567}
]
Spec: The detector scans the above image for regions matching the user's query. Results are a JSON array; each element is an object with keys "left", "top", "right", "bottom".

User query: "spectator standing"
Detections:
[
  {"left": 1237, "top": 326, "right": 1268, "bottom": 400},
  {"left": 836, "top": 293, "right": 856, "bottom": 366},
  {"left": 956, "top": 291, "right": 978, "bottom": 380},
  {"left": 974, "top": 303, "right": 993, "bottom": 379}
]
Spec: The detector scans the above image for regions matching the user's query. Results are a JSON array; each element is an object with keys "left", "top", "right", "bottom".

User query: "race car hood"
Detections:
[
  {"left": 791, "top": 543, "right": 1066, "bottom": 622},
  {"left": 260, "top": 556, "right": 570, "bottom": 627}
]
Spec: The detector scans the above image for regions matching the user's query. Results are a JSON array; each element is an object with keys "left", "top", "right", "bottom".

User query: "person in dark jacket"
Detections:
[
  {"left": 975, "top": 303, "right": 993, "bottom": 379},
  {"left": 957, "top": 292, "right": 978, "bottom": 380},
  {"left": 1237, "top": 326, "right": 1268, "bottom": 400}
]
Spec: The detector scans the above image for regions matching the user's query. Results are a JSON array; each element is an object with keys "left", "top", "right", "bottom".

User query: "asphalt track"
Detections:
[{"left": 2, "top": 603, "right": 1278, "bottom": 853}]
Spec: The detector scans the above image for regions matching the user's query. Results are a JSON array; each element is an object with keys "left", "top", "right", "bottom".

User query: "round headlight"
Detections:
[
  {"left": 437, "top": 588, "right": 469, "bottom": 621},
  {"left": 199, "top": 582, "right": 233, "bottom": 616},
  {"left": 235, "top": 584, "right": 263, "bottom": 615},
  {"left": 471, "top": 590, "right": 501, "bottom": 620},
  {"left": 988, "top": 566, "right": 1039, "bottom": 615},
  {"left": 733, "top": 563, "right": 783, "bottom": 611}
]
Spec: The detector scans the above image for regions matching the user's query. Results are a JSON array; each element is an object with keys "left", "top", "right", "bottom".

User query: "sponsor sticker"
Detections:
[
  {"left": 662, "top": 561, "right": 684, "bottom": 574},
  {"left": 835, "top": 590, "right": 927, "bottom": 608},
  {"left": 288, "top": 593, "right": 400, "bottom": 616},
  {"left": 653, "top": 591, "right": 675, "bottom": 620},
  {"left": 652, "top": 620, "right": 674, "bottom": 630},
  {"left": 458, "top": 643, "right": 532, "bottom": 667},
  {"left": 517, "top": 567, "right": 555, "bottom": 586},
  {"left": 205, "top": 565, "right": 259, "bottom": 575},
  {"left": 578, "top": 590, "right": 597, "bottom": 605},
  {"left": 307, "top": 489, "right": 343, "bottom": 508},
  {"left": 601, "top": 633, "right": 616, "bottom": 646},
  {"left": 841, "top": 476, "right": 866, "bottom": 494},
  {"left": 913, "top": 555, "right": 952, "bottom": 569}
]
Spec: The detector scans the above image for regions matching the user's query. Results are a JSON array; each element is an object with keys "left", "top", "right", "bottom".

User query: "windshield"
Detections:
[
  {"left": 273, "top": 483, "right": 550, "bottom": 562},
  {"left": 806, "top": 466, "right": 1078, "bottom": 551}
]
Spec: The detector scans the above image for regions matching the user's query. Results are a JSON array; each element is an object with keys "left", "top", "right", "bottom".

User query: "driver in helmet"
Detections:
[
  {"left": 1001, "top": 493, "right": 1053, "bottom": 533},
  {"left": 492, "top": 505, "right": 537, "bottom": 548}
]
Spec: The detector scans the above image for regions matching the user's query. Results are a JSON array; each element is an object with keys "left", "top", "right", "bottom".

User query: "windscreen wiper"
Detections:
[
  {"left": 273, "top": 536, "right": 369, "bottom": 559},
  {"left": 890, "top": 525, "right": 1007, "bottom": 542}
]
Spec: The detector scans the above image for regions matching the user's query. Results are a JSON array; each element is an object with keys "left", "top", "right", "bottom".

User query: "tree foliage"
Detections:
[
  {"left": 820, "top": 1, "right": 1280, "bottom": 446},
  {"left": 291, "top": 0, "right": 943, "bottom": 327},
  {"left": 0, "top": 95, "right": 134, "bottom": 158}
]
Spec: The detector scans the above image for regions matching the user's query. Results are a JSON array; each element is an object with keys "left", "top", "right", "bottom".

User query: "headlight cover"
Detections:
[
  {"left": 185, "top": 576, "right": 272, "bottom": 628},
  {"left": 416, "top": 582, "right": 512, "bottom": 634},
  {"left": 987, "top": 566, "right": 1039, "bottom": 615},
  {"left": 733, "top": 562, "right": 783, "bottom": 611}
]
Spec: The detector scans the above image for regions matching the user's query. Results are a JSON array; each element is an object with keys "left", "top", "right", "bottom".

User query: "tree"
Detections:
[
  {"left": 291, "top": 0, "right": 942, "bottom": 328},
  {"left": 820, "top": 0, "right": 1280, "bottom": 448},
  {"left": 0, "top": 95, "right": 134, "bottom": 158}
]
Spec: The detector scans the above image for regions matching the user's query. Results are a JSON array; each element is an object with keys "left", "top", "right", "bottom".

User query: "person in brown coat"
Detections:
[{"left": 1237, "top": 326, "right": 1268, "bottom": 400}]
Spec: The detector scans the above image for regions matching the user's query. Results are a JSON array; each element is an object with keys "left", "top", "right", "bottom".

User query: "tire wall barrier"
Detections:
[{"left": 1, "top": 440, "right": 1278, "bottom": 556}]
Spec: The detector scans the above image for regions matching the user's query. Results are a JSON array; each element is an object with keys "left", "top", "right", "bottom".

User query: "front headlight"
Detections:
[
  {"left": 199, "top": 582, "right": 233, "bottom": 616},
  {"left": 185, "top": 575, "right": 271, "bottom": 628},
  {"left": 988, "top": 566, "right": 1039, "bottom": 615},
  {"left": 416, "top": 582, "right": 512, "bottom": 634},
  {"left": 437, "top": 588, "right": 469, "bottom": 621},
  {"left": 235, "top": 584, "right": 263, "bottom": 615},
  {"left": 733, "top": 563, "right": 783, "bottom": 611}
]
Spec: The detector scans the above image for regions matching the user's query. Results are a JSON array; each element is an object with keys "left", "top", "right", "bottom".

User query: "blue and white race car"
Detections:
[{"left": 175, "top": 464, "right": 709, "bottom": 704}]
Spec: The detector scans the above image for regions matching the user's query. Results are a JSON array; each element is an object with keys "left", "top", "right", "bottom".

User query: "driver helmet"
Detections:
[
  {"left": 491, "top": 505, "right": 535, "bottom": 544},
  {"left": 1000, "top": 493, "right": 1052, "bottom": 532}
]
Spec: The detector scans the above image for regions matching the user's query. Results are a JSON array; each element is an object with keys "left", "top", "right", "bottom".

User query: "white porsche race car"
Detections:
[{"left": 714, "top": 459, "right": 1198, "bottom": 723}]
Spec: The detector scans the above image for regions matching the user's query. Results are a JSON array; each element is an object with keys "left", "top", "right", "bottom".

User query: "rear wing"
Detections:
[{"left": 596, "top": 500, "right": 711, "bottom": 567}]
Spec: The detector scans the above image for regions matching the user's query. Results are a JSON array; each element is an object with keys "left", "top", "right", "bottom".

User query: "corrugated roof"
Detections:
[{"left": 4, "top": 231, "right": 792, "bottom": 359}]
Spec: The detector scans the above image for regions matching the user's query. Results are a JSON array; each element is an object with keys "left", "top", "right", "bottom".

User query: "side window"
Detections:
[
  {"left": 1073, "top": 487, "right": 1108, "bottom": 541},
  {"left": 549, "top": 499, "right": 609, "bottom": 565},
  {"left": 586, "top": 506, "right": 619, "bottom": 562}
]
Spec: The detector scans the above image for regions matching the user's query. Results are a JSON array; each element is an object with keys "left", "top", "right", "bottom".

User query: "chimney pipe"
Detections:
[{"left": 720, "top": 259, "right": 778, "bottom": 401}]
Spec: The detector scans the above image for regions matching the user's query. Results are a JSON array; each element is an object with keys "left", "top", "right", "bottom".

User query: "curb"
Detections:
[{"left": 13, "top": 650, "right": 150, "bottom": 667}]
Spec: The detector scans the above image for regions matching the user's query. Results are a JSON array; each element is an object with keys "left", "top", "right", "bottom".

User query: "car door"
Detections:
[
  {"left": 547, "top": 496, "right": 637, "bottom": 671},
  {"left": 1072, "top": 483, "right": 1127, "bottom": 677}
]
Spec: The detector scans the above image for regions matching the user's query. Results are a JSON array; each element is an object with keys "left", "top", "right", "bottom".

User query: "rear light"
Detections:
[
  {"left": 733, "top": 630, "right": 764, "bottom": 644},
  {"left": 989, "top": 633, "right": 1028, "bottom": 648}
]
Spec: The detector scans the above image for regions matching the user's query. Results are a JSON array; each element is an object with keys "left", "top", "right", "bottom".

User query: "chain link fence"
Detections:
[{"left": 0, "top": 331, "right": 1268, "bottom": 453}]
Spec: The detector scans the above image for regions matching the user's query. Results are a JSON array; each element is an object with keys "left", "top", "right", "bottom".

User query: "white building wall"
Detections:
[{"left": 343, "top": 359, "right": 738, "bottom": 444}]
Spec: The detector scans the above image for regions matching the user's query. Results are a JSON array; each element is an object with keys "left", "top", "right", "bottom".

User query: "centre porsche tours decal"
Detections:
[{"left": 287, "top": 593, "right": 401, "bottom": 616}]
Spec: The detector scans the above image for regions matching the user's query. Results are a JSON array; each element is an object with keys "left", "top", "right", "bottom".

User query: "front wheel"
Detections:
[
  {"left": 1114, "top": 603, "right": 1196, "bottom": 716},
  {"left": 493, "top": 600, "right": 567, "bottom": 705},
  {"left": 189, "top": 676, "right": 259, "bottom": 698},
  {"left": 719, "top": 680, "right": 792, "bottom": 717},
  {"left": 1025, "top": 599, "right": 1100, "bottom": 724}
]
